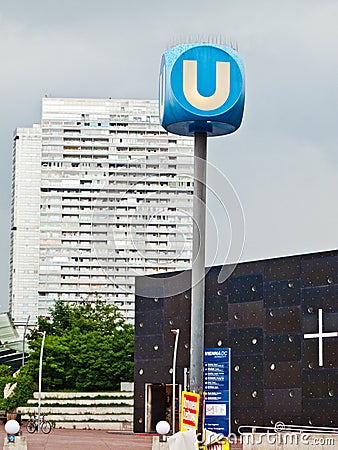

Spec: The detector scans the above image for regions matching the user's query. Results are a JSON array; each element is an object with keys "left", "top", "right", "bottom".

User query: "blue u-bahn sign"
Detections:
[
  {"left": 204, "top": 348, "right": 231, "bottom": 436},
  {"left": 159, "top": 44, "right": 245, "bottom": 137}
]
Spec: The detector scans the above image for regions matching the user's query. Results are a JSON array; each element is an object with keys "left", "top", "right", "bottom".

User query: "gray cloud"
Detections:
[{"left": 0, "top": 0, "right": 337, "bottom": 310}]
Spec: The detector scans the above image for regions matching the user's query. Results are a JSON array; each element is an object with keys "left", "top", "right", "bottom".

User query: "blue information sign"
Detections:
[{"left": 204, "top": 348, "right": 231, "bottom": 436}]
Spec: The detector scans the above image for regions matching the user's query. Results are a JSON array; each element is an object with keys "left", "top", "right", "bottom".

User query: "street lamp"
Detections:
[
  {"left": 37, "top": 331, "right": 46, "bottom": 433},
  {"left": 22, "top": 315, "right": 31, "bottom": 366},
  {"left": 171, "top": 328, "right": 180, "bottom": 435},
  {"left": 5, "top": 420, "right": 20, "bottom": 443},
  {"left": 156, "top": 420, "right": 170, "bottom": 442}
]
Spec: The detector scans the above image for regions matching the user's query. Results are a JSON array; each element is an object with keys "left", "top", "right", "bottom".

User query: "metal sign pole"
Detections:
[
  {"left": 159, "top": 41, "right": 245, "bottom": 438},
  {"left": 190, "top": 131, "right": 207, "bottom": 398}
]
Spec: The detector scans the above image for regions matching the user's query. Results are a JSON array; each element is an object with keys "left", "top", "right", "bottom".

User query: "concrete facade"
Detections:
[{"left": 10, "top": 98, "right": 194, "bottom": 330}]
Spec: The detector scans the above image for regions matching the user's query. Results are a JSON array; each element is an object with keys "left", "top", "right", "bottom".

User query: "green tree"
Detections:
[
  {"left": 0, "top": 365, "right": 35, "bottom": 412},
  {"left": 27, "top": 300, "right": 134, "bottom": 391}
]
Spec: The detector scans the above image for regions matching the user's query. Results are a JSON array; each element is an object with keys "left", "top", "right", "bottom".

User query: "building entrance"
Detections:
[{"left": 145, "top": 383, "right": 181, "bottom": 433}]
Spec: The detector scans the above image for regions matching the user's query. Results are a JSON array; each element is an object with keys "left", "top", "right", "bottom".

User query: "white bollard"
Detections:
[
  {"left": 3, "top": 420, "right": 27, "bottom": 450},
  {"left": 152, "top": 436, "right": 170, "bottom": 450},
  {"left": 152, "top": 421, "right": 171, "bottom": 450}
]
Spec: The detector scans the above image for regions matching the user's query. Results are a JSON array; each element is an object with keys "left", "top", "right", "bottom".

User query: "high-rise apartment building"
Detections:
[{"left": 10, "top": 98, "right": 193, "bottom": 330}]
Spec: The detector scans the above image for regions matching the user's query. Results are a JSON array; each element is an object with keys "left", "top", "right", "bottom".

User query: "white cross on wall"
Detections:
[{"left": 304, "top": 308, "right": 338, "bottom": 366}]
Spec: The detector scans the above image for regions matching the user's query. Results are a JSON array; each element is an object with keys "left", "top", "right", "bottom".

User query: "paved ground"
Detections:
[
  {"left": 1, "top": 427, "right": 153, "bottom": 450},
  {"left": 1, "top": 426, "right": 243, "bottom": 449}
]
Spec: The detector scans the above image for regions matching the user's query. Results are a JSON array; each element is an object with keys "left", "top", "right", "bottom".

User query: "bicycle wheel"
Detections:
[
  {"left": 41, "top": 421, "right": 52, "bottom": 434},
  {"left": 26, "top": 420, "right": 36, "bottom": 433}
]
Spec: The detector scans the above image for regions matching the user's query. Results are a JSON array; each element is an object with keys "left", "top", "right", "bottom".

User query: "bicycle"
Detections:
[{"left": 26, "top": 414, "right": 52, "bottom": 434}]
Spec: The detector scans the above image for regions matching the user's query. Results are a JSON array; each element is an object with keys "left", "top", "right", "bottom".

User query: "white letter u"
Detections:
[{"left": 183, "top": 60, "right": 230, "bottom": 111}]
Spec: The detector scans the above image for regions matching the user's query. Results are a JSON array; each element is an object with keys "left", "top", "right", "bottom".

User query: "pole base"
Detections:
[{"left": 3, "top": 436, "right": 27, "bottom": 450}]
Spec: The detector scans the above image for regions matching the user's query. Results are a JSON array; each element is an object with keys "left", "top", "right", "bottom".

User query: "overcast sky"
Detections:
[{"left": 0, "top": 0, "right": 337, "bottom": 311}]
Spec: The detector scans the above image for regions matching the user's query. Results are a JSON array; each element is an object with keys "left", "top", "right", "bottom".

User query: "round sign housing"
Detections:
[{"left": 159, "top": 43, "right": 245, "bottom": 137}]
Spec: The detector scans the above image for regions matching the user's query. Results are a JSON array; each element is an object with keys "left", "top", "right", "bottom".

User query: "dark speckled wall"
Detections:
[{"left": 133, "top": 250, "right": 338, "bottom": 433}]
